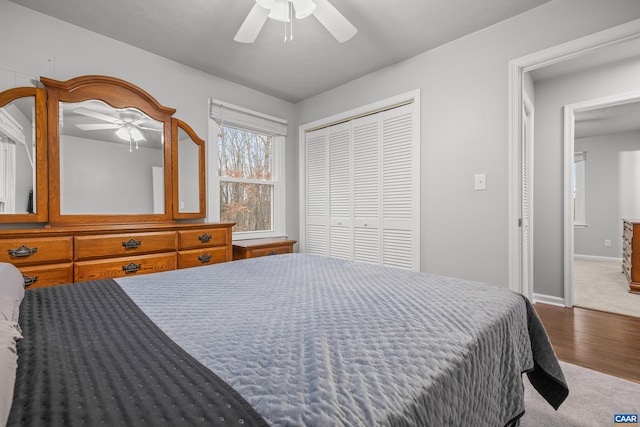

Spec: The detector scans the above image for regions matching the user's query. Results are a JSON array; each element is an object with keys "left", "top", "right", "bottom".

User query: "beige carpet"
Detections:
[{"left": 573, "top": 257, "right": 640, "bottom": 318}]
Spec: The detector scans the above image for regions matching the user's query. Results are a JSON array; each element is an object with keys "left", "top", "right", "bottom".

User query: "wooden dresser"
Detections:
[
  {"left": 232, "top": 238, "right": 296, "bottom": 260},
  {"left": 0, "top": 222, "right": 233, "bottom": 289},
  {"left": 622, "top": 219, "right": 640, "bottom": 294}
]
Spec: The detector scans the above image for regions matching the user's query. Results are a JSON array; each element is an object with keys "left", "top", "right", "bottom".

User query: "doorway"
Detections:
[
  {"left": 508, "top": 18, "right": 640, "bottom": 304},
  {"left": 565, "top": 95, "right": 640, "bottom": 317}
]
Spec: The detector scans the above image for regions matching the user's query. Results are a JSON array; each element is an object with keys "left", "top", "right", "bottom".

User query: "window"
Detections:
[
  {"left": 218, "top": 126, "right": 273, "bottom": 232},
  {"left": 573, "top": 151, "right": 586, "bottom": 226},
  {"left": 208, "top": 99, "right": 287, "bottom": 239}
]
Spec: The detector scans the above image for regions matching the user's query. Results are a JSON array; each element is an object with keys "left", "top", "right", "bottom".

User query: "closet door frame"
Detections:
[{"left": 299, "top": 90, "right": 421, "bottom": 270}]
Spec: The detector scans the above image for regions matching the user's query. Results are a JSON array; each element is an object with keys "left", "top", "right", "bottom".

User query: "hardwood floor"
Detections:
[{"left": 534, "top": 303, "right": 640, "bottom": 383}]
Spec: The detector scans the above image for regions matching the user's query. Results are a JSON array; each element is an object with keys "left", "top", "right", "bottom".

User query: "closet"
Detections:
[{"left": 304, "top": 103, "right": 419, "bottom": 270}]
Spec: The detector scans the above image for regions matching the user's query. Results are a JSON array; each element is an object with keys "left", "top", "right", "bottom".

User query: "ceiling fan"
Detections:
[
  {"left": 235, "top": 0, "right": 357, "bottom": 43},
  {"left": 73, "top": 106, "right": 161, "bottom": 150}
]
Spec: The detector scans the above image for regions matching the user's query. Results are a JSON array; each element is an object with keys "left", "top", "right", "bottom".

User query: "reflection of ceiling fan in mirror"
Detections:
[
  {"left": 74, "top": 105, "right": 161, "bottom": 151},
  {"left": 235, "top": 0, "right": 357, "bottom": 43}
]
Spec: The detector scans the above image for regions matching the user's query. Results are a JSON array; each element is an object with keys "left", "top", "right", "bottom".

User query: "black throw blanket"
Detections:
[{"left": 8, "top": 279, "right": 269, "bottom": 427}]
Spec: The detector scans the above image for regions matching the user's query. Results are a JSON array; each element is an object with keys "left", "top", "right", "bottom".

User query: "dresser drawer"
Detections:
[
  {"left": 232, "top": 238, "right": 296, "bottom": 260},
  {"left": 75, "top": 231, "right": 177, "bottom": 261},
  {"left": 20, "top": 263, "right": 74, "bottom": 289},
  {"left": 246, "top": 245, "right": 293, "bottom": 258},
  {"left": 178, "top": 228, "right": 229, "bottom": 249},
  {"left": 0, "top": 237, "right": 73, "bottom": 266},
  {"left": 74, "top": 253, "right": 177, "bottom": 282},
  {"left": 177, "top": 247, "right": 229, "bottom": 269}
]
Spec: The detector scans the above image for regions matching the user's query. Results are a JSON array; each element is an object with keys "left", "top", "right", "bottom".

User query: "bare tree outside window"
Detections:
[{"left": 218, "top": 126, "right": 273, "bottom": 232}]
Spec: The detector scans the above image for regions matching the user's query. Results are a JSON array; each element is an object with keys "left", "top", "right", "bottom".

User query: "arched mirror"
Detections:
[
  {"left": 172, "top": 118, "right": 205, "bottom": 219},
  {"left": 42, "top": 76, "right": 175, "bottom": 225},
  {"left": 0, "top": 87, "right": 47, "bottom": 223}
]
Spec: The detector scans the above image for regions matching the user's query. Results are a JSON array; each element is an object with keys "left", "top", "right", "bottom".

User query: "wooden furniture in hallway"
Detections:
[{"left": 622, "top": 219, "right": 640, "bottom": 294}]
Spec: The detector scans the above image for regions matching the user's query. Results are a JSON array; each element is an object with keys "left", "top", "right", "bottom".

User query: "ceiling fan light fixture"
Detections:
[
  {"left": 130, "top": 127, "right": 145, "bottom": 142},
  {"left": 291, "top": 0, "right": 316, "bottom": 19},
  {"left": 255, "top": 0, "right": 274, "bottom": 9},
  {"left": 268, "top": 0, "right": 290, "bottom": 22},
  {"left": 115, "top": 125, "right": 146, "bottom": 143},
  {"left": 235, "top": 0, "right": 356, "bottom": 43},
  {"left": 115, "top": 126, "right": 129, "bottom": 141}
]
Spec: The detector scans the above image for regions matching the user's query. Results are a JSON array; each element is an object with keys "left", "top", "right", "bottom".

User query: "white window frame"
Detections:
[
  {"left": 207, "top": 99, "right": 287, "bottom": 239},
  {"left": 573, "top": 151, "right": 587, "bottom": 227}
]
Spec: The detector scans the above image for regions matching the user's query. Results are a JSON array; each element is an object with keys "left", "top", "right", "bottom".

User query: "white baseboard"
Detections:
[
  {"left": 532, "top": 293, "right": 566, "bottom": 307},
  {"left": 574, "top": 254, "right": 622, "bottom": 262}
]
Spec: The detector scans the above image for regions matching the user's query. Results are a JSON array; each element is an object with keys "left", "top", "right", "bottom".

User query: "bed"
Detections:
[{"left": 1, "top": 253, "right": 568, "bottom": 426}]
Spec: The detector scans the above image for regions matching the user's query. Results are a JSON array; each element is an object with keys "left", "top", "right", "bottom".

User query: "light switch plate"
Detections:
[{"left": 474, "top": 173, "right": 487, "bottom": 191}]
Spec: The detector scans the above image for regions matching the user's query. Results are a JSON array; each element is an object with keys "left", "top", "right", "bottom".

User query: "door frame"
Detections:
[
  {"left": 507, "top": 18, "right": 640, "bottom": 301},
  {"left": 521, "top": 91, "right": 534, "bottom": 301},
  {"left": 563, "top": 91, "right": 640, "bottom": 307}
]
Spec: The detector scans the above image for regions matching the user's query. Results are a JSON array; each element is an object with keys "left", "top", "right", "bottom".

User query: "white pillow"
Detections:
[
  {"left": 0, "top": 263, "right": 24, "bottom": 322},
  {"left": 0, "top": 321, "right": 22, "bottom": 427}
]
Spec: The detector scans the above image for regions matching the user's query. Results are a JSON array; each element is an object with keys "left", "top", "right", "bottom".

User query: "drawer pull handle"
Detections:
[
  {"left": 122, "top": 239, "right": 142, "bottom": 249},
  {"left": 268, "top": 251, "right": 278, "bottom": 256},
  {"left": 122, "top": 263, "right": 142, "bottom": 273},
  {"left": 198, "top": 253, "right": 212, "bottom": 263},
  {"left": 8, "top": 245, "right": 38, "bottom": 258},
  {"left": 23, "top": 274, "right": 38, "bottom": 288},
  {"left": 198, "top": 234, "right": 212, "bottom": 243}
]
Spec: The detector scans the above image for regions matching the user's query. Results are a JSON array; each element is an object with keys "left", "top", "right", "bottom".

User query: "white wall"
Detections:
[
  {"left": 0, "top": 0, "right": 298, "bottom": 239},
  {"left": 533, "top": 57, "right": 640, "bottom": 296},
  {"left": 3, "top": 0, "right": 640, "bottom": 287},
  {"left": 574, "top": 131, "right": 640, "bottom": 258},
  {"left": 60, "top": 135, "right": 162, "bottom": 214},
  {"left": 296, "top": 0, "right": 640, "bottom": 287}
]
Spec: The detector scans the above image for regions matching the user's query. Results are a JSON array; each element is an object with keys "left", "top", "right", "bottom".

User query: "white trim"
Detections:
[
  {"left": 563, "top": 105, "right": 575, "bottom": 307},
  {"left": 522, "top": 90, "right": 534, "bottom": 301},
  {"left": 298, "top": 90, "right": 421, "bottom": 257},
  {"left": 532, "top": 293, "right": 566, "bottom": 307},
  {"left": 207, "top": 110, "right": 287, "bottom": 238},
  {"left": 209, "top": 98, "right": 288, "bottom": 136},
  {"left": 574, "top": 254, "right": 622, "bottom": 262},
  {"left": 507, "top": 18, "right": 640, "bottom": 304}
]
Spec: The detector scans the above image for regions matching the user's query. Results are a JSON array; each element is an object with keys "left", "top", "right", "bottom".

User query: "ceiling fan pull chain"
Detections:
[{"left": 290, "top": 1, "right": 294, "bottom": 41}]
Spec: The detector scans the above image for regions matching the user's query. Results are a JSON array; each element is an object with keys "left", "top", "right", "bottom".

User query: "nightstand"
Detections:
[{"left": 232, "top": 238, "right": 297, "bottom": 260}]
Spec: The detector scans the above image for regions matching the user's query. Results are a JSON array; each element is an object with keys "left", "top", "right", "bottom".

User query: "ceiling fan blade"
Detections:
[
  {"left": 312, "top": 0, "right": 357, "bottom": 43},
  {"left": 137, "top": 126, "right": 163, "bottom": 131},
  {"left": 76, "top": 123, "right": 121, "bottom": 131},
  {"left": 73, "top": 107, "right": 121, "bottom": 124},
  {"left": 234, "top": 3, "right": 270, "bottom": 43}
]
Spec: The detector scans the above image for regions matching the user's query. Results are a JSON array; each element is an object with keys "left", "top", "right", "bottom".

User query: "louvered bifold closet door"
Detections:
[
  {"left": 381, "top": 104, "right": 418, "bottom": 270},
  {"left": 328, "top": 123, "right": 353, "bottom": 259},
  {"left": 304, "top": 102, "right": 418, "bottom": 270},
  {"left": 352, "top": 114, "right": 381, "bottom": 265},
  {"left": 305, "top": 129, "right": 329, "bottom": 255}
]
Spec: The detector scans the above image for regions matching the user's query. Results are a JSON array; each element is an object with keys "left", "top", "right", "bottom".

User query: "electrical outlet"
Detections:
[
  {"left": 604, "top": 239, "right": 612, "bottom": 247},
  {"left": 474, "top": 173, "right": 487, "bottom": 191}
]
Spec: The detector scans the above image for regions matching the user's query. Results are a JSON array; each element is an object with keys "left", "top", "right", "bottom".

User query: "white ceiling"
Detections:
[
  {"left": 529, "top": 37, "right": 640, "bottom": 139},
  {"left": 575, "top": 101, "right": 640, "bottom": 139},
  {"left": 9, "top": 0, "right": 553, "bottom": 103}
]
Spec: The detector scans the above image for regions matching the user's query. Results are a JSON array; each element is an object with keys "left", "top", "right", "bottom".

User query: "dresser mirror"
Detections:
[
  {"left": 0, "top": 87, "right": 47, "bottom": 223},
  {"left": 42, "top": 75, "right": 176, "bottom": 225},
  {"left": 0, "top": 76, "right": 206, "bottom": 225},
  {"left": 59, "top": 100, "right": 165, "bottom": 215},
  {"left": 173, "top": 118, "right": 205, "bottom": 219}
]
